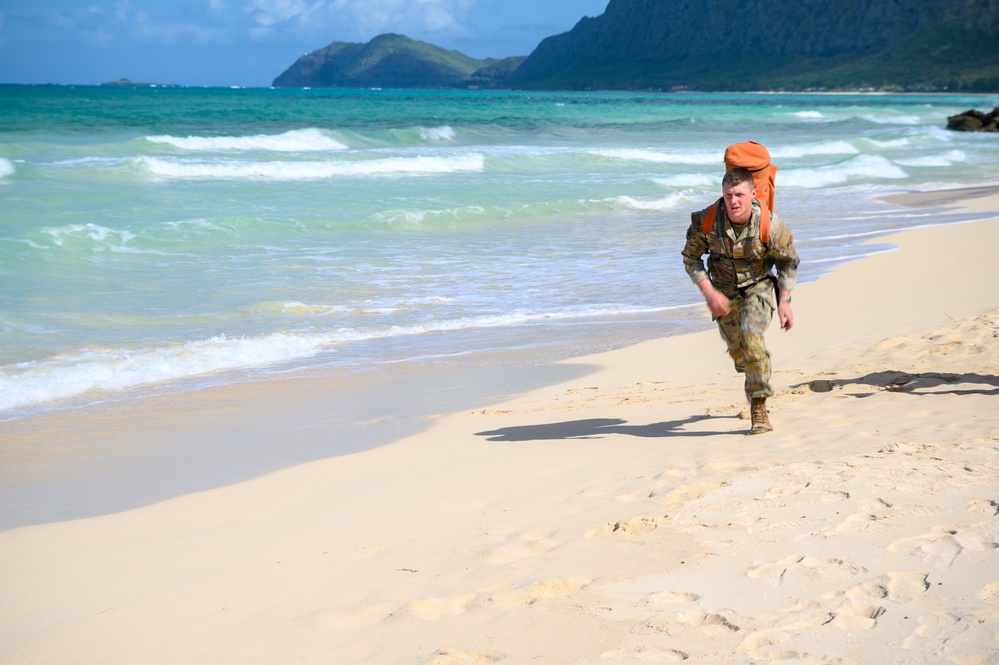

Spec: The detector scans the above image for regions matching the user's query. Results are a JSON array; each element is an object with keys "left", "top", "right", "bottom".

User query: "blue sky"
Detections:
[{"left": 0, "top": 0, "right": 610, "bottom": 87}]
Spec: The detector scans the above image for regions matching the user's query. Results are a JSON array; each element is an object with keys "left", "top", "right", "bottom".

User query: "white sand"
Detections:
[{"left": 2, "top": 190, "right": 998, "bottom": 664}]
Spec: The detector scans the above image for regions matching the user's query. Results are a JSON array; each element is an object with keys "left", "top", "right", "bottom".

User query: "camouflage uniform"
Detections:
[{"left": 681, "top": 199, "right": 799, "bottom": 400}]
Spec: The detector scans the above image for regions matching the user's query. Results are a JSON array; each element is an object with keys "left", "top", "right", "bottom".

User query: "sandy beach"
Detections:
[{"left": 2, "top": 187, "right": 998, "bottom": 664}]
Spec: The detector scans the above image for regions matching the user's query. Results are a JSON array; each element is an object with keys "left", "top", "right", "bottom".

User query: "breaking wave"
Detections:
[
  {"left": 145, "top": 128, "right": 349, "bottom": 152},
  {"left": 137, "top": 154, "right": 486, "bottom": 180}
]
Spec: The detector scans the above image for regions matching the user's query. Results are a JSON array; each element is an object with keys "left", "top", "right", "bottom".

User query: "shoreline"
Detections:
[
  {"left": 881, "top": 184, "right": 999, "bottom": 208},
  {"left": 0, "top": 309, "right": 714, "bottom": 531},
  {"left": 1, "top": 186, "right": 998, "bottom": 663},
  {"left": 2, "top": 187, "right": 993, "bottom": 525},
  {"left": 2, "top": 185, "right": 994, "bottom": 530},
  {"left": 1, "top": 316, "right": 693, "bottom": 531}
]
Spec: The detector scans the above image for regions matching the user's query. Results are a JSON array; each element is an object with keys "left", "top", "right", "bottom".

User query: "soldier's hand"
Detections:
[
  {"left": 705, "top": 290, "right": 730, "bottom": 318},
  {"left": 778, "top": 301, "right": 794, "bottom": 330},
  {"left": 696, "top": 279, "right": 729, "bottom": 318}
]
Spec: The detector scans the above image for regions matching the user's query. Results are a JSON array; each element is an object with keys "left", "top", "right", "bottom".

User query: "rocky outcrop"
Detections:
[
  {"left": 101, "top": 78, "right": 178, "bottom": 87},
  {"left": 467, "top": 57, "right": 527, "bottom": 88},
  {"left": 947, "top": 107, "right": 999, "bottom": 132}
]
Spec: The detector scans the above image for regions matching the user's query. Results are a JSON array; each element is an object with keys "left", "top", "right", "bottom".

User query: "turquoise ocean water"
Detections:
[{"left": 2, "top": 86, "right": 999, "bottom": 420}]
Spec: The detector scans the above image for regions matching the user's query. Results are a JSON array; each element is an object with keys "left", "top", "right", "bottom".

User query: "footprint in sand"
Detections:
[
  {"left": 883, "top": 572, "right": 931, "bottom": 602},
  {"left": 736, "top": 605, "right": 840, "bottom": 659},
  {"left": 676, "top": 610, "right": 743, "bottom": 635},
  {"left": 737, "top": 628, "right": 797, "bottom": 652},
  {"left": 394, "top": 593, "right": 478, "bottom": 620},
  {"left": 641, "top": 591, "right": 701, "bottom": 609},
  {"left": 979, "top": 581, "right": 999, "bottom": 604},
  {"left": 968, "top": 498, "right": 999, "bottom": 516},
  {"left": 763, "top": 479, "right": 850, "bottom": 504},
  {"left": 828, "top": 603, "right": 886, "bottom": 630},
  {"left": 586, "top": 514, "right": 668, "bottom": 537},
  {"left": 312, "top": 602, "right": 398, "bottom": 630},
  {"left": 600, "top": 646, "right": 689, "bottom": 661},
  {"left": 901, "top": 612, "right": 998, "bottom": 663},
  {"left": 886, "top": 526, "right": 999, "bottom": 567},
  {"left": 737, "top": 610, "right": 833, "bottom": 650},
  {"left": 818, "top": 498, "right": 941, "bottom": 539},
  {"left": 426, "top": 649, "right": 504, "bottom": 665},
  {"left": 658, "top": 481, "right": 729, "bottom": 509},
  {"left": 635, "top": 609, "right": 743, "bottom": 638},
  {"left": 746, "top": 555, "right": 866, "bottom": 586},
  {"left": 612, "top": 515, "right": 668, "bottom": 535},
  {"left": 846, "top": 572, "right": 929, "bottom": 603},
  {"left": 738, "top": 603, "right": 884, "bottom": 662},
  {"left": 483, "top": 529, "right": 559, "bottom": 565},
  {"left": 488, "top": 577, "right": 589, "bottom": 607},
  {"left": 616, "top": 489, "right": 657, "bottom": 502}
]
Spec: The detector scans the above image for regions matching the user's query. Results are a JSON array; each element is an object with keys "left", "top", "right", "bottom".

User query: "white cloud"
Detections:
[
  {"left": 5, "top": 0, "right": 486, "bottom": 52},
  {"left": 243, "top": 0, "right": 479, "bottom": 40},
  {"left": 114, "top": 0, "right": 133, "bottom": 21},
  {"left": 244, "top": 0, "right": 325, "bottom": 28},
  {"left": 47, "top": 1, "right": 233, "bottom": 46},
  {"left": 338, "top": 0, "right": 477, "bottom": 35}
]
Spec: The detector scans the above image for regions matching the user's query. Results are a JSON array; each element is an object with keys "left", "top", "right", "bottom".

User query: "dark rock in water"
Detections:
[
  {"left": 946, "top": 107, "right": 999, "bottom": 132},
  {"left": 101, "top": 78, "right": 179, "bottom": 87}
]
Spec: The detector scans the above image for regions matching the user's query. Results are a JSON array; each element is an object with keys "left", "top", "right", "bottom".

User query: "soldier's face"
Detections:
[{"left": 722, "top": 181, "right": 757, "bottom": 225}]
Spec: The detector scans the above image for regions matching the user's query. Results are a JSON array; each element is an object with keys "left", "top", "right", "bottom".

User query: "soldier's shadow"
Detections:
[
  {"left": 799, "top": 370, "right": 999, "bottom": 397},
  {"left": 475, "top": 415, "right": 738, "bottom": 442}
]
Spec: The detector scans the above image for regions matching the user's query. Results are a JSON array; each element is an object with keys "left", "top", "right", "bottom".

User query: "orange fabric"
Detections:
[{"left": 724, "top": 141, "right": 777, "bottom": 213}]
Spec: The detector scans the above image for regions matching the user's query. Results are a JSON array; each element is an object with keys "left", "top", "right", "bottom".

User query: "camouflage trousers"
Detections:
[{"left": 715, "top": 280, "right": 776, "bottom": 400}]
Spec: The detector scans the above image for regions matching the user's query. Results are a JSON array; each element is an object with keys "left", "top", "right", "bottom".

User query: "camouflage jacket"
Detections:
[{"left": 681, "top": 199, "right": 799, "bottom": 299}]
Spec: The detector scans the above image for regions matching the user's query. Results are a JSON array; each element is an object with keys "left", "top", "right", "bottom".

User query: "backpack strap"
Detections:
[
  {"left": 702, "top": 198, "right": 771, "bottom": 244},
  {"left": 701, "top": 200, "right": 719, "bottom": 235}
]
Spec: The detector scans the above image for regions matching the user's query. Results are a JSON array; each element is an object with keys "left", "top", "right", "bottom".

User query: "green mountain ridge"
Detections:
[
  {"left": 272, "top": 33, "right": 516, "bottom": 89},
  {"left": 273, "top": 1, "right": 999, "bottom": 92}
]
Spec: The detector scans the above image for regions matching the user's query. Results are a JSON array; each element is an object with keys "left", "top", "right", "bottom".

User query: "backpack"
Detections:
[{"left": 700, "top": 141, "right": 778, "bottom": 243}]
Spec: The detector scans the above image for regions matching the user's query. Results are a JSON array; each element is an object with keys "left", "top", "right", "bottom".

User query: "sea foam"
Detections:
[
  {"left": 589, "top": 149, "right": 718, "bottom": 165},
  {"left": 652, "top": 174, "right": 716, "bottom": 188},
  {"left": 864, "top": 114, "right": 923, "bottom": 125},
  {"left": 138, "top": 154, "right": 486, "bottom": 180},
  {"left": 780, "top": 155, "right": 907, "bottom": 188},
  {"left": 895, "top": 150, "right": 967, "bottom": 168},
  {"left": 42, "top": 223, "right": 136, "bottom": 249},
  {"left": 418, "top": 126, "right": 457, "bottom": 142},
  {"left": 0, "top": 158, "right": 14, "bottom": 178},
  {"left": 612, "top": 193, "right": 687, "bottom": 212},
  {"left": 145, "top": 128, "right": 349, "bottom": 152},
  {"left": 772, "top": 141, "right": 860, "bottom": 159},
  {"left": 0, "top": 306, "right": 665, "bottom": 412},
  {"left": 790, "top": 111, "right": 826, "bottom": 119},
  {"left": 0, "top": 332, "right": 336, "bottom": 412}
]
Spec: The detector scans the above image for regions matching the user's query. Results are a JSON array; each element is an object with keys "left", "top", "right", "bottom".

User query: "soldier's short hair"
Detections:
[{"left": 723, "top": 166, "right": 755, "bottom": 191}]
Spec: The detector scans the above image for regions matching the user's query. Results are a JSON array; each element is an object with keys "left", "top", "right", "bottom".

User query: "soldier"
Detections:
[{"left": 681, "top": 166, "right": 800, "bottom": 434}]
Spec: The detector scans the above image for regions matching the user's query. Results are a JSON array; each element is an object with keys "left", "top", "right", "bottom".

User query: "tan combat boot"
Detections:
[{"left": 750, "top": 397, "right": 773, "bottom": 435}]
